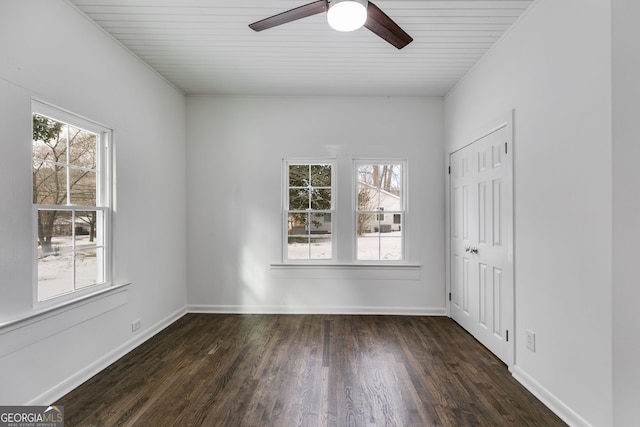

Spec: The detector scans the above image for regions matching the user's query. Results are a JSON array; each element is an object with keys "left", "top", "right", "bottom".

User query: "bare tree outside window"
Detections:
[{"left": 33, "top": 115, "right": 98, "bottom": 252}]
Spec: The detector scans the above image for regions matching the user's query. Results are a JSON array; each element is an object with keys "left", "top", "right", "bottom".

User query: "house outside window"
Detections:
[
  {"left": 284, "top": 160, "right": 334, "bottom": 261},
  {"left": 355, "top": 161, "right": 405, "bottom": 261},
  {"left": 32, "top": 101, "right": 111, "bottom": 302}
]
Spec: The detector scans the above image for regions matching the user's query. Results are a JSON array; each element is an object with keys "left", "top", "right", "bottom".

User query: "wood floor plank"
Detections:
[{"left": 57, "top": 314, "right": 566, "bottom": 427}]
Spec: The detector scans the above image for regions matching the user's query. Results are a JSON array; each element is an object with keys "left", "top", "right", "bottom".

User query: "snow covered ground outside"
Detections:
[
  {"left": 37, "top": 235, "right": 101, "bottom": 301},
  {"left": 288, "top": 231, "right": 402, "bottom": 260}
]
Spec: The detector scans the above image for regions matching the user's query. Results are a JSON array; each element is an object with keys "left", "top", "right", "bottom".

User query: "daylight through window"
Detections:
[
  {"left": 32, "top": 103, "right": 110, "bottom": 302},
  {"left": 356, "top": 162, "right": 405, "bottom": 261},
  {"left": 285, "top": 162, "right": 334, "bottom": 261}
]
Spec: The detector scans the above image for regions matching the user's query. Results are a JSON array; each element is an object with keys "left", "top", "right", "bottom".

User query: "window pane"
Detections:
[
  {"left": 68, "top": 126, "right": 97, "bottom": 169},
  {"left": 309, "top": 212, "right": 331, "bottom": 235},
  {"left": 310, "top": 164, "right": 331, "bottom": 187},
  {"left": 37, "top": 210, "right": 72, "bottom": 256},
  {"left": 310, "top": 236, "right": 332, "bottom": 259},
  {"left": 357, "top": 235, "right": 379, "bottom": 261},
  {"left": 38, "top": 253, "right": 74, "bottom": 300},
  {"left": 287, "top": 211, "right": 332, "bottom": 260},
  {"left": 75, "top": 210, "right": 99, "bottom": 249},
  {"left": 32, "top": 116, "right": 69, "bottom": 207},
  {"left": 76, "top": 248, "right": 103, "bottom": 289},
  {"left": 357, "top": 236, "right": 402, "bottom": 260},
  {"left": 289, "top": 188, "right": 309, "bottom": 210},
  {"left": 289, "top": 165, "right": 309, "bottom": 187},
  {"left": 288, "top": 236, "right": 310, "bottom": 260},
  {"left": 357, "top": 183, "right": 378, "bottom": 211},
  {"left": 37, "top": 209, "right": 74, "bottom": 300},
  {"left": 288, "top": 213, "right": 308, "bottom": 235},
  {"left": 380, "top": 236, "right": 402, "bottom": 260},
  {"left": 69, "top": 168, "right": 96, "bottom": 206},
  {"left": 287, "top": 235, "right": 332, "bottom": 260},
  {"left": 356, "top": 164, "right": 402, "bottom": 210},
  {"left": 33, "top": 117, "right": 66, "bottom": 162},
  {"left": 356, "top": 213, "right": 377, "bottom": 235},
  {"left": 33, "top": 161, "right": 67, "bottom": 205},
  {"left": 357, "top": 164, "right": 373, "bottom": 184},
  {"left": 356, "top": 214, "right": 403, "bottom": 261},
  {"left": 310, "top": 189, "right": 331, "bottom": 210}
]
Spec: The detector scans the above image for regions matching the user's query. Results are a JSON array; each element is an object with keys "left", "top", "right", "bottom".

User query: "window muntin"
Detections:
[
  {"left": 285, "top": 162, "right": 334, "bottom": 261},
  {"left": 355, "top": 162, "right": 405, "bottom": 261},
  {"left": 32, "top": 103, "right": 110, "bottom": 302}
]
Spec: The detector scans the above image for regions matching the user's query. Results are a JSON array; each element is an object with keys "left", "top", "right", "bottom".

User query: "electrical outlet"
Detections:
[
  {"left": 526, "top": 330, "right": 536, "bottom": 352},
  {"left": 131, "top": 319, "right": 141, "bottom": 332}
]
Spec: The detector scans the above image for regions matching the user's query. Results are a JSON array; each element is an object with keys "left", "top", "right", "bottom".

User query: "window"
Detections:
[
  {"left": 281, "top": 159, "right": 406, "bottom": 264},
  {"left": 284, "top": 161, "right": 334, "bottom": 261},
  {"left": 32, "top": 102, "right": 111, "bottom": 302},
  {"left": 355, "top": 161, "right": 405, "bottom": 261}
]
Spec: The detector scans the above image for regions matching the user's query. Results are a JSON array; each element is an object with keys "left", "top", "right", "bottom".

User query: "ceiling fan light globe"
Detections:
[{"left": 327, "top": 0, "right": 368, "bottom": 32}]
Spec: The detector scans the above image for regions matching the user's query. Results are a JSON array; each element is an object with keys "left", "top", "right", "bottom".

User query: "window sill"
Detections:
[
  {"left": 269, "top": 263, "right": 421, "bottom": 280},
  {"left": 270, "top": 263, "right": 421, "bottom": 269}
]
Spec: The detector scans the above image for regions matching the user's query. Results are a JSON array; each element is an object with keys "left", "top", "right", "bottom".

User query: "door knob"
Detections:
[{"left": 469, "top": 247, "right": 479, "bottom": 255}]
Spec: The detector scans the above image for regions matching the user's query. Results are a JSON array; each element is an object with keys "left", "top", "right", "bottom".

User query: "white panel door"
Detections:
[{"left": 450, "top": 124, "right": 513, "bottom": 365}]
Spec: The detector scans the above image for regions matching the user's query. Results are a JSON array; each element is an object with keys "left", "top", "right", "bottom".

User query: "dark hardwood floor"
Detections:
[{"left": 57, "top": 314, "right": 566, "bottom": 426}]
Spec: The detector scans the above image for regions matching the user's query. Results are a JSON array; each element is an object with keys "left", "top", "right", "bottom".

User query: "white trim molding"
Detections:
[
  {"left": 187, "top": 304, "right": 446, "bottom": 316},
  {"left": 512, "top": 365, "right": 593, "bottom": 427}
]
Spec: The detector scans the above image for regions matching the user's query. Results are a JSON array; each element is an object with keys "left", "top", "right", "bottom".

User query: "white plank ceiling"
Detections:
[{"left": 67, "top": 0, "right": 534, "bottom": 96}]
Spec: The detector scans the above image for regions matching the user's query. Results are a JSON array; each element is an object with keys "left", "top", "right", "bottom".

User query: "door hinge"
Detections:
[
  {"left": 448, "top": 165, "right": 451, "bottom": 175},
  {"left": 505, "top": 142, "right": 508, "bottom": 154},
  {"left": 448, "top": 292, "right": 452, "bottom": 301},
  {"left": 506, "top": 330, "right": 509, "bottom": 342}
]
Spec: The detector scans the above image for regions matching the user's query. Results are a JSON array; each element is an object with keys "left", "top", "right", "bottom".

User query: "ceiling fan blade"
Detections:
[
  {"left": 249, "top": 0, "right": 328, "bottom": 32},
  {"left": 364, "top": 1, "right": 413, "bottom": 49}
]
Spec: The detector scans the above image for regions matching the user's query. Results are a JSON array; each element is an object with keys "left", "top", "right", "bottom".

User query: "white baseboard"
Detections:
[
  {"left": 187, "top": 304, "right": 447, "bottom": 316},
  {"left": 29, "top": 306, "right": 187, "bottom": 406},
  {"left": 511, "top": 365, "right": 593, "bottom": 427}
]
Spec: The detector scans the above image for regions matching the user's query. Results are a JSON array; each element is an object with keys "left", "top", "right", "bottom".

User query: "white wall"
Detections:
[
  {"left": 2, "top": 0, "right": 628, "bottom": 421},
  {"left": 0, "top": 1, "right": 187, "bottom": 404},
  {"left": 612, "top": 1, "right": 640, "bottom": 425},
  {"left": 445, "top": 0, "right": 612, "bottom": 426},
  {"left": 186, "top": 96, "right": 445, "bottom": 314}
]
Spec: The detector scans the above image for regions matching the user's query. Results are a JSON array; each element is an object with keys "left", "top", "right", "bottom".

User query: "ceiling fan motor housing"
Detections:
[{"left": 327, "top": 0, "right": 368, "bottom": 32}]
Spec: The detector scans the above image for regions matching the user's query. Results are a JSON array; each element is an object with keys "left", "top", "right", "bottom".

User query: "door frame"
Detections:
[{"left": 445, "top": 110, "right": 515, "bottom": 368}]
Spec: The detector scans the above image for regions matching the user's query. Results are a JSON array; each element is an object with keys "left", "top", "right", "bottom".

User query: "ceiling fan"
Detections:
[{"left": 249, "top": 0, "right": 413, "bottom": 50}]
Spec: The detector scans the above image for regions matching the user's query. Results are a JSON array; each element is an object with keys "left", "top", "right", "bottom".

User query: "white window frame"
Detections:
[
  {"left": 32, "top": 100, "right": 112, "bottom": 307},
  {"left": 353, "top": 159, "right": 407, "bottom": 263},
  {"left": 282, "top": 159, "right": 336, "bottom": 263}
]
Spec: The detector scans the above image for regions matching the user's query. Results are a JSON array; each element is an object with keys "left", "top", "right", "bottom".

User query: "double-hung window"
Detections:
[
  {"left": 32, "top": 101, "right": 111, "bottom": 302},
  {"left": 355, "top": 161, "right": 405, "bottom": 261},
  {"left": 281, "top": 159, "right": 405, "bottom": 263},
  {"left": 284, "top": 161, "right": 334, "bottom": 261}
]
